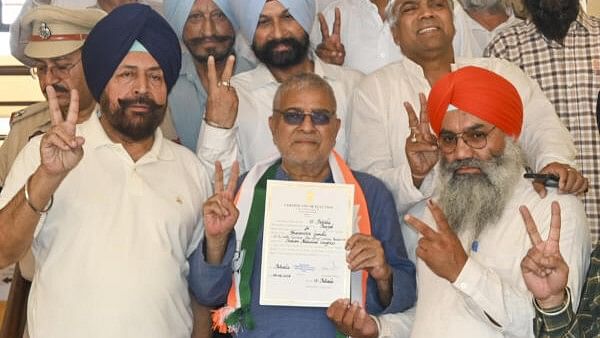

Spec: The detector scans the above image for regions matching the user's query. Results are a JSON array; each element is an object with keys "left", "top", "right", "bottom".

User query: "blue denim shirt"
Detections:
[{"left": 168, "top": 51, "right": 254, "bottom": 150}]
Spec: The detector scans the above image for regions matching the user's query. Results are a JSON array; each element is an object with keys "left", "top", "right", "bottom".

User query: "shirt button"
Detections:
[{"left": 379, "top": 52, "right": 386, "bottom": 58}]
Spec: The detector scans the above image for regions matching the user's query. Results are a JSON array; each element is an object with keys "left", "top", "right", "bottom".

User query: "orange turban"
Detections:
[{"left": 427, "top": 66, "right": 523, "bottom": 137}]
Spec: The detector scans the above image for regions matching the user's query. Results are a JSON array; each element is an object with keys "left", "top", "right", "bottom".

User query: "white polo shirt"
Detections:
[{"left": 0, "top": 112, "right": 212, "bottom": 338}]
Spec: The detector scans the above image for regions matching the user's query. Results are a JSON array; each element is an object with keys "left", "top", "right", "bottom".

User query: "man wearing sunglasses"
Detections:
[
  {"left": 196, "top": 0, "right": 363, "bottom": 180},
  {"left": 189, "top": 72, "right": 416, "bottom": 338}
]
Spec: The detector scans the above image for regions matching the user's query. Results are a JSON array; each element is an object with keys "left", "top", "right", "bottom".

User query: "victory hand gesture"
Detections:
[
  {"left": 520, "top": 202, "right": 569, "bottom": 309},
  {"left": 40, "top": 86, "right": 84, "bottom": 177},
  {"left": 204, "top": 55, "right": 238, "bottom": 129},
  {"left": 404, "top": 93, "right": 439, "bottom": 186},
  {"left": 203, "top": 161, "right": 240, "bottom": 264},
  {"left": 315, "top": 8, "right": 345, "bottom": 65}
]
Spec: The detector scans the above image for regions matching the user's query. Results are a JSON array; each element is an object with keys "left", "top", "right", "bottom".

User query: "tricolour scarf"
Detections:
[{"left": 212, "top": 151, "right": 372, "bottom": 336}]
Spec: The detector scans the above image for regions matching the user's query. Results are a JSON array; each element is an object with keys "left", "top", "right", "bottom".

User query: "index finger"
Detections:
[
  {"left": 207, "top": 55, "right": 218, "bottom": 92},
  {"left": 45, "top": 86, "right": 64, "bottom": 125},
  {"left": 418, "top": 93, "right": 429, "bottom": 124},
  {"left": 332, "top": 7, "right": 341, "bottom": 36},
  {"left": 65, "top": 89, "right": 80, "bottom": 124},
  {"left": 214, "top": 161, "right": 225, "bottom": 193},
  {"left": 225, "top": 160, "right": 240, "bottom": 195},
  {"left": 404, "top": 214, "right": 437, "bottom": 239},
  {"left": 545, "top": 201, "right": 562, "bottom": 253},
  {"left": 221, "top": 55, "right": 236, "bottom": 82},
  {"left": 404, "top": 101, "right": 419, "bottom": 128},
  {"left": 519, "top": 205, "right": 543, "bottom": 246},
  {"left": 426, "top": 199, "right": 452, "bottom": 233},
  {"left": 318, "top": 13, "right": 330, "bottom": 40}
]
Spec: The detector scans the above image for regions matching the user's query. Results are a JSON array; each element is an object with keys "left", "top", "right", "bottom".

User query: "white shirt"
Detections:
[
  {"left": 377, "top": 177, "right": 591, "bottom": 337},
  {"left": 453, "top": 1, "right": 522, "bottom": 57},
  {"left": 0, "top": 113, "right": 212, "bottom": 338},
  {"left": 347, "top": 56, "right": 577, "bottom": 215},
  {"left": 310, "top": 0, "right": 478, "bottom": 74},
  {"left": 196, "top": 57, "right": 363, "bottom": 175}
]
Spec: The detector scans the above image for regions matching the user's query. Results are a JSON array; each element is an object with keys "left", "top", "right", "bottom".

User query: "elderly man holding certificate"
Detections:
[{"left": 188, "top": 69, "right": 416, "bottom": 338}]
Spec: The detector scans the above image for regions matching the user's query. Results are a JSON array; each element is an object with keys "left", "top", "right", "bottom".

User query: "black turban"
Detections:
[{"left": 82, "top": 3, "right": 182, "bottom": 101}]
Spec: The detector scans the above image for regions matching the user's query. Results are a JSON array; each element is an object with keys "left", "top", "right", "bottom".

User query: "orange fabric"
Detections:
[
  {"left": 427, "top": 66, "right": 523, "bottom": 137},
  {"left": 333, "top": 150, "right": 371, "bottom": 305}
]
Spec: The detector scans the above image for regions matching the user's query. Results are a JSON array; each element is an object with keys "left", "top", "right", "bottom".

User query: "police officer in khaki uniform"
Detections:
[
  {"left": 0, "top": 6, "right": 106, "bottom": 189},
  {"left": 1, "top": 4, "right": 179, "bottom": 190}
]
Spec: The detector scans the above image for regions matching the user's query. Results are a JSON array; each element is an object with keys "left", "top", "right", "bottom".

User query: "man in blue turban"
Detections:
[
  {"left": 163, "top": 0, "right": 255, "bottom": 151},
  {"left": 0, "top": 4, "right": 213, "bottom": 337},
  {"left": 196, "top": 0, "right": 363, "bottom": 180}
]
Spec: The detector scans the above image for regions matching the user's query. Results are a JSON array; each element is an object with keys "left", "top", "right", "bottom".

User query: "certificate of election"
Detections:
[{"left": 260, "top": 180, "right": 354, "bottom": 307}]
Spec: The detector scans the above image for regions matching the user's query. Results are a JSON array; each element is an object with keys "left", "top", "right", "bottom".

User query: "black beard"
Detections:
[
  {"left": 252, "top": 32, "right": 309, "bottom": 68},
  {"left": 184, "top": 35, "right": 235, "bottom": 63},
  {"left": 99, "top": 93, "right": 166, "bottom": 141},
  {"left": 525, "top": 0, "right": 579, "bottom": 42}
]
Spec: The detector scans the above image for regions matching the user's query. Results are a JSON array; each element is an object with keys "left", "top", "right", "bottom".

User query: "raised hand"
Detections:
[
  {"left": 520, "top": 202, "right": 569, "bottom": 309},
  {"left": 204, "top": 55, "right": 238, "bottom": 129},
  {"left": 404, "top": 93, "right": 439, "bottom": 187},
  {"left": 39, "top": 86, "right": 84, "bottom": 177},
  {"left": 315, "top": 8, "right": 345, "bottom": 65},
  {"left": 534, "top": 162, "right": 588, "bottom": 198},
  {"left": 405, "top": 200, "right": 467, "bottom": 282},
  {"left": 327, "top": 299, "right": 378, "bottom": 338},
  {"left": 203, "top": 160, "right": 240, "bottom": 264}
]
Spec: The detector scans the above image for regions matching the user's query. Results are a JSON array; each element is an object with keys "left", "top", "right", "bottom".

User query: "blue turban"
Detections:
[
  {"left": 164, "top": 0, "right": 238, "bottom": 40},
  {"left": 230, "top": 0, "right": 315, "bottom": 44},
  {"left": 82, "top": 3, "right": 182, "bottom": 101}
]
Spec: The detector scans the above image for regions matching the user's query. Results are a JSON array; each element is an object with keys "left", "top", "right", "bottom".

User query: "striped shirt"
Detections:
[{"left": 485, "top": 11, "right": 600, "bottom": 242}]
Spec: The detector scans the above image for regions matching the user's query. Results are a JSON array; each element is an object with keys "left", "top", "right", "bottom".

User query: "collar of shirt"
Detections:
[
  {"left": 80, "top": 111, "right": 175, "bottom": 163},
  {"left": 246, "top": 54, "right": 338, "bottom": 91}
]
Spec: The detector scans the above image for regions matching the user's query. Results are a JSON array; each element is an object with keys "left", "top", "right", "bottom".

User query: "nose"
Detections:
[
  {"left": 298, "top": 114, "right": 317, "bottom": 132},
  {"left": 272, "top": 20, "right": 284, "bottom": 39},
  {"left": 202, "top": 16, "right": 215, "bottom": 36},
  {"left": 133, "top": 75, "right": 149, "bottom": 96},
  {"left": 418, "top": 3, "right": 435, "bottom": 19},
  {"left": 453, "top": 137, "right": 474, "bottom": 160},
  {"left": 43, "top": 67, "right": 60, "bottom": 86}
]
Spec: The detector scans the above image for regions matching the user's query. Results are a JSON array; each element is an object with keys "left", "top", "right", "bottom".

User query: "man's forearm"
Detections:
[{"left": 0, "top": 166, "right": 64, "bottom": 267}]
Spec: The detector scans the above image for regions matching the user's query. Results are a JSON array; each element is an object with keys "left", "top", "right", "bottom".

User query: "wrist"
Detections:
[
  {"left": 204, "top": 117, "right": 233, "bottom": 130},
  {"left": 535, "top": 288, "right": 569, "bottom": 311}
]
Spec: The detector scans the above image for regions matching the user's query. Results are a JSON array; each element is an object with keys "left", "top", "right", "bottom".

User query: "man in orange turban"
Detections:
[{"left": 329, "top": 66, "right": 592, "bottom": 338}]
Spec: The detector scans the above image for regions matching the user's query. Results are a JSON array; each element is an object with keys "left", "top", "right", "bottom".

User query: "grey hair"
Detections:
[
  {"left": 386, "top": 0, "right": 454, "bottom": 28},
  {"left": 459, "top": 0, "right": 507, "bottom": 12},
  {"left": 272, "top": 72, "right": 337, "bottom": 113}
]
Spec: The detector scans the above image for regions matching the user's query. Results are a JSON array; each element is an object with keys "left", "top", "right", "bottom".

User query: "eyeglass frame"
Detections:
[
  {"left": 29, "top": 57, "right": 82, "bottom": 80},
  {"left": 273, "top": 108, "right": 336, "bottom": 126},
  {"left": 437, "top": 125, "right": 497, "bottom": 153}
]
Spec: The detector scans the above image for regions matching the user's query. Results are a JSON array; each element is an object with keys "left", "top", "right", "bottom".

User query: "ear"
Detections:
[{"left": 269, "top": 115, "right": 278, "bottom": 142}]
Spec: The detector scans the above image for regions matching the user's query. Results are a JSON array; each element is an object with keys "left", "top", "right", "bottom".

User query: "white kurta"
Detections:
[
  {"left": 452, "top": 1, "right": 522, "bottom": 57},
  {"left": 309, "top": 0, "right": 478, "bottom": 74},
  {"left": 347, "top": 56, "right": 577, "bottom": 215},
  {"left": 196, "top": 57, "right": 363, "bottom": 176},
  {"left": 0, "top": 113, "right": 212, "bottom": 338},
  {"left": 377, "top": 177, "right": 591, "bottom": 337}
]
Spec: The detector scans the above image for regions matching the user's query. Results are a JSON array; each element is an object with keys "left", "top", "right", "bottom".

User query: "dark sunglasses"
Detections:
[{"left": 274, "top": 109, "right": 335, "bottom": 126}]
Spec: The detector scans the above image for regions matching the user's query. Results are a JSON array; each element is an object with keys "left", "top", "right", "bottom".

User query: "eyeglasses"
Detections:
[
  {"left": 274, "top": 109, "right": 335, "bottom": 126},
  {"left": 438, "top": 126, "right": 496, "bottom": 153},
  {"left": 30, "top": 58, "right": 81, "bottom": 79}
]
